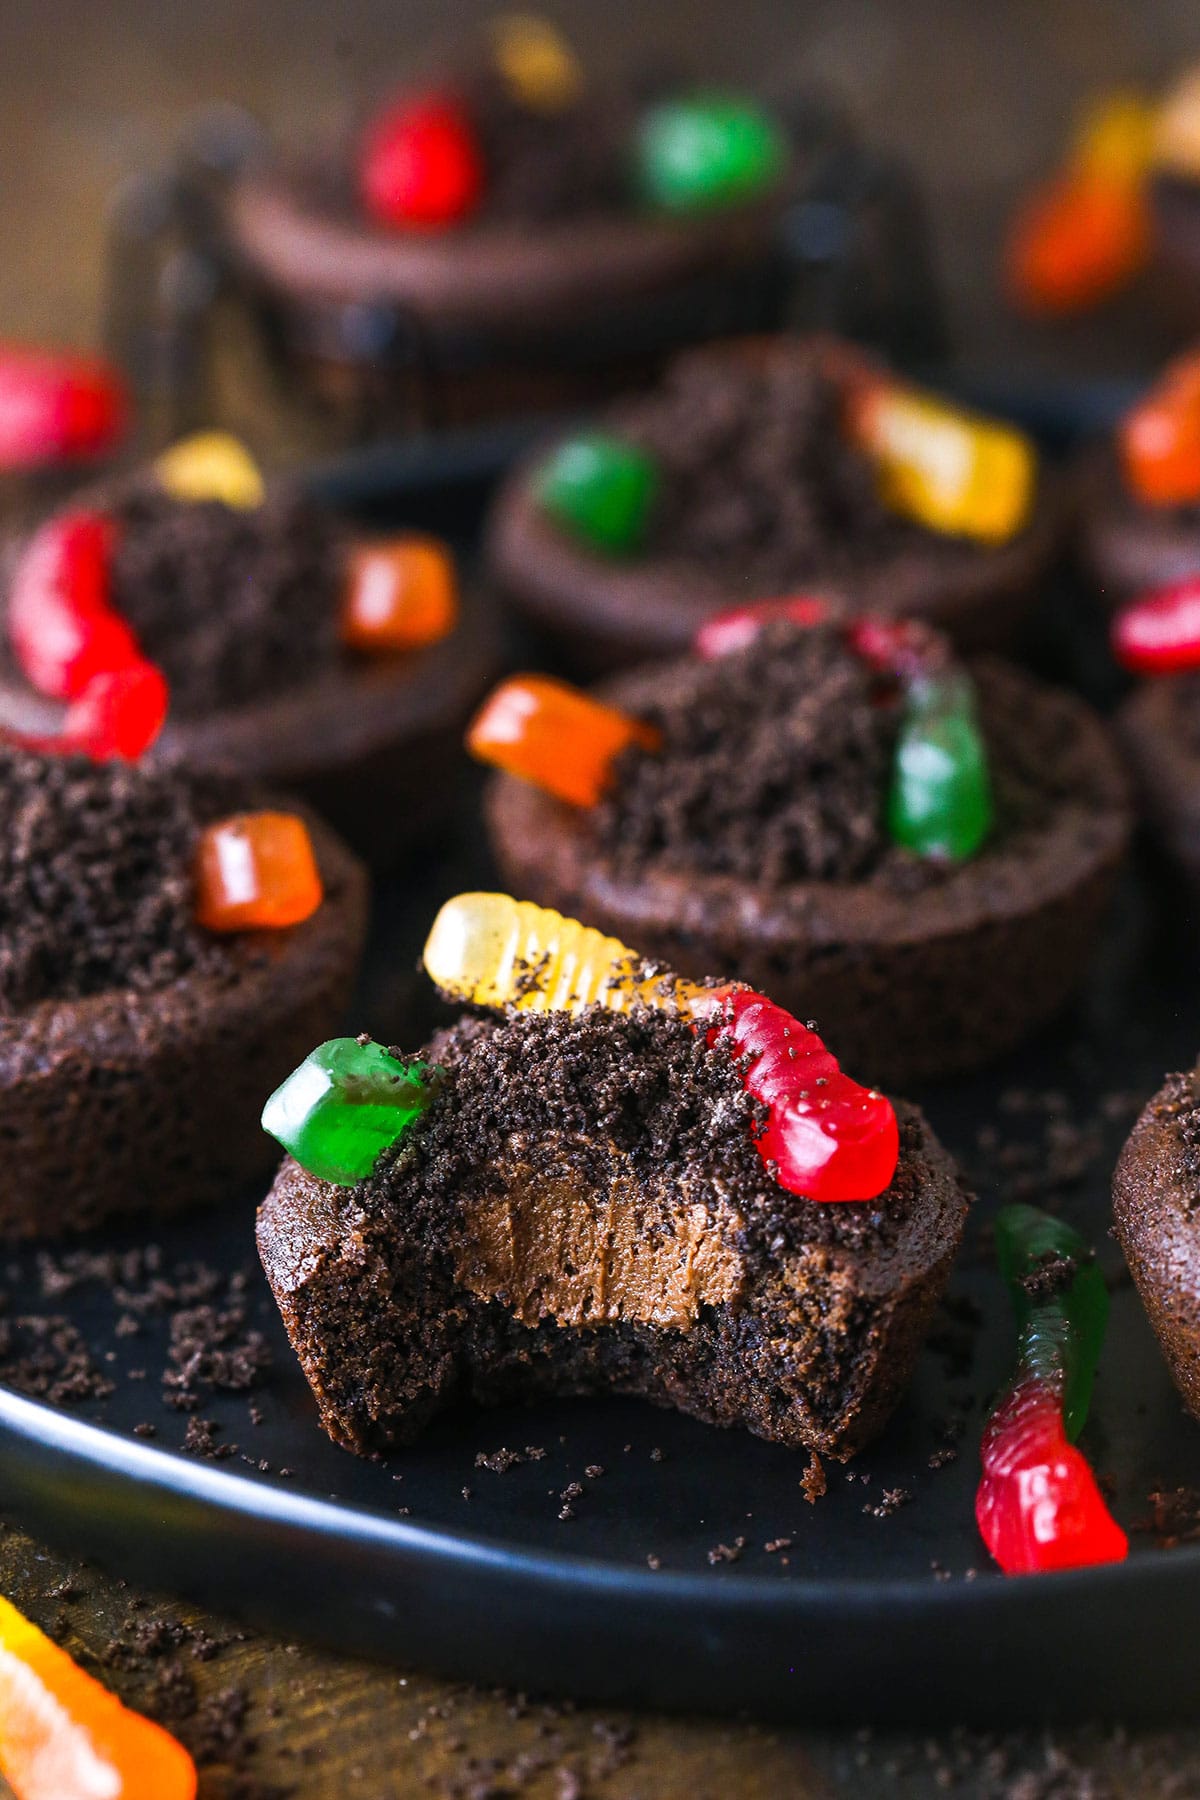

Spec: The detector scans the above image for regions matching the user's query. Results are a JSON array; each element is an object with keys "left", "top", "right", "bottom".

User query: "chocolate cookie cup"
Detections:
[
  {"left": 0, "top": 438, "right": 498, "bottom": 863},
  {"left": 486, "top": 336, "right": 1060, "bottom": 673},
  {"left": 1117, "top": 674, "right": 1200, "bottom": 887},
  {"left": 1113, "top": 1064, "right": 1200, "bottom": 1420},
  {"left": 224, "top": 169, "right": 782, "bottom": 420},
  {"left": 1076, "top": 441, "right": 1200, "bottom": 608},
  {"left": 258, "top": 942, "right": 968, "bottom": 1459},
  {"left": 479, "top": 626, "right": 1131, "bottom": 1087},
  {"left": 219, "top": 31, "right": 796, "bottom": 426},
  {"left": 1075, "top": 342, "right": 1200, "bottom": 609},
  {"left": 0, "top": 749, "right": 367, "bottom": 1238}
]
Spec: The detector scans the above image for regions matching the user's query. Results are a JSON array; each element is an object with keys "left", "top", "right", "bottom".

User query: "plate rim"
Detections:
[{"left": 2, "top": 1377, "right": 1193, "bottom": 1613}]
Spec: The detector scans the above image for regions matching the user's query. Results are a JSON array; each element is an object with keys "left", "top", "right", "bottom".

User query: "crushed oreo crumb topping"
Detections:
[
  {"left": 364, "top": 1004, "right": 929, "bottom": 1262},
  {"left": 612, "top": 343, "right": 941, "bottom": 586},
  {"left": 110, "top": 485, "right": 344, "bottom": 716},
  {"left": 1138, "top": 1485, "right": 1200, "bottom": 1549},
  {"left": 0, "top": 748, "right": 245, "bottom": 1009},
  {"left": 595, "top": 621, "right": 897, "bottom": 883},
  {"left": 591, "top": 623, "right": 1087, "bottom": 888}
]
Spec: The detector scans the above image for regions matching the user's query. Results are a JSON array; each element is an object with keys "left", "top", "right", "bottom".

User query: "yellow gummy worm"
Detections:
[
  {"left": 154, "top": 431, "right": 265, "bottom": 509},
  {"left": 489, "top": 14, "right": 583, "bottom": 111},
  {"left": 1073, "top": 92, "right": 1155, "bottom": 183},
  {"left": 1153, "top": 69, "right": 1200, "bottom": 181},
  {"left": 423, "top": 892, "right": 705, "bottom": 1016},
  {"left": 867, "top": 390, "right": 1035, "bottom": 546}
]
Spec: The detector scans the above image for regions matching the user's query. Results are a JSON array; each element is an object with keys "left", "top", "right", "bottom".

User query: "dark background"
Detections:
[{"left": 5, "top": 0, "right": 1200, "bottom": 367}]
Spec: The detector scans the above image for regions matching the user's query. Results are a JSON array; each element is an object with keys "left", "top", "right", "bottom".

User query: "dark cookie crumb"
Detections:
[
  {"left": 595, "top": 622, "right": 898, "bottom": 885},
  {"left": 592, "top": 621, "right": 1092, "bottom": 891},
  {"left": 614, "top": 343, "right": 926, "bottom": 589},
  {"left": 0, "top": 748, "right": 249, "bottom": 1008},
  {"left": 0, "top": 1307, "right": 114, "bottom": 1404},
  {"left": 1136, "top": 1486, "right": 1200, "bottom": 1548},
  {"left": 163, "top": 1303, "right": 272, "bottom": 1414},
  {"left": 840, "top": 1718, "right": 1200, "bottom": 1799},
  {"left": 13, "top": 1242, "right": 275, "bottom": 1463},
  {"left": 801, "top": 1450, "right": 827, "bottom": 1504},
  {"left": 972, "top": 1087, "right": 1124, "bottom": 1212},
  {"left": 863, "top": 1484, "right": 913, "bottom": 1519},
  {"left": 1019, "top": 1249, "right": 1087, "bottom": 1300},
  {"left": 92, "top": 1597, "right": 284, "bottom": 1799},
  {"left": 183, "top": 1416, "right": 238, "bottom": 1459},
  {"left": 110, "top": 485, "right": 343, "bottom": 717},
  {"left": 557, "top": 1480, "right": 585, "bottom": 1521},
  {"left": 474, "top": 1446, "right": 527, "bottom": 1474}
]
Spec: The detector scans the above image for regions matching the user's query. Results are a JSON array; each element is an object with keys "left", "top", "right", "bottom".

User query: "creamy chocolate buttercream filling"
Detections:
[{"left": 453, "top": 1144, "right": 742, "bottom": 1331}]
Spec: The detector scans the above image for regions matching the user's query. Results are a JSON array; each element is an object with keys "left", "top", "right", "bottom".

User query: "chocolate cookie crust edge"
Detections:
[
  {"left": 0, "top": 814, "right": 368, "bottom": 1238},
  {"left": 223, "top": 165, "right": 781, "bottom": 330},
  {"left": 1114, "top": 1067, "right": 1200, "bottom": 1421}
]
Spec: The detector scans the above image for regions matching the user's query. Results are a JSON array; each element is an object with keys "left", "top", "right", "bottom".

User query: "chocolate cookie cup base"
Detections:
[
  {"left": 485, "top": 662, "right": 1131, "bottom": 1088},
  {"left": 1113, "top": 1066, "right": 1200, "bottom": 1421},
  {"left": 222, "top": 170, "right": 785, "bottom": 428},
  {"left": 223, "top": 167, "right": 779, "bottom": 329},
  {"left": 257, "top": 1101, "right": 967, "bottom": 1461},
  {"left": 0, "top": 594, "right": 500, "bottom": 867},
  {"left": 1118, "top": 677, "right": 1200, "bottom": 889},
  {"left": 0, "top": 815, "right": 367, "bottom": 1239},
  {"left": 1075, "top": 444, "right": 1200, "bottom": 611},
  {"left": 241, "top": 289, "right": 677, "bottom": 431},
  {"left": 485, "top": 339, "right": 1062, "bottom": 676},
  {"left": 489, "top": 476, "right": 1061, "bottom": 679}
]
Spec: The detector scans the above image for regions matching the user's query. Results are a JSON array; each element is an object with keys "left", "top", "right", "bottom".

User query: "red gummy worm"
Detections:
[
  {"left": 699, "top": 988, "right": 899, "bottom": 1202},
  {"left": 976, "top": 1381, "right": 1129, "bottom": 1576}
]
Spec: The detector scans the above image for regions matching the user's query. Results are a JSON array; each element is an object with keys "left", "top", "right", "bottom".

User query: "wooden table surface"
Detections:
[{"left": 5, "top": 2, "right": 1200, "bottom": 1793}]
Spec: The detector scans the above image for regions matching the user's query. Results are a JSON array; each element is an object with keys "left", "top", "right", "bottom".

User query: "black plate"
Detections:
[{"left": 2, "top": 424, "right": 1199, "bottom": 1729}]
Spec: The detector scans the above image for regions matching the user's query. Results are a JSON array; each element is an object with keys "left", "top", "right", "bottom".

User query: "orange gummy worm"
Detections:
[
  {"left": 466, "top": 673, "right": 660, "bottom": 808},
  {"left": 0, "top": 1594, "right": 196, "bottom": 1800},
  {"left": 1120, "top": 348, "right": 1200, "bottom": 507},
  {"left": 340, "top": 534, "right": 458, "bottom": 651},
  {"left": 195, "top": 811, "right": 324, "bottom": 932}
]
